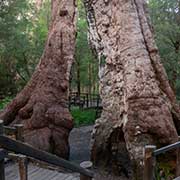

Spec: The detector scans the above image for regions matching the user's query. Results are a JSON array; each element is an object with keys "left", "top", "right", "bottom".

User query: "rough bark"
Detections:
[
  {"left": 0, "top": 0, "right": 77, "bottom": 159},
  {"left": 84, "top": 0, "right": 180, "bottom": 178}
]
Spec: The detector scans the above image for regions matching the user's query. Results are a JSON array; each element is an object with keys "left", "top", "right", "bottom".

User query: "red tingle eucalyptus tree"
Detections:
[
  {"left": 0, "top": 0, "right": 77, "bottom": 159},
  {"left": 84, "top": 0, "right": 180, "bottom": 178}
]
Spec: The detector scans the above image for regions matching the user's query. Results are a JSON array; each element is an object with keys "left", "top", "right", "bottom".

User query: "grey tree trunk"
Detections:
[
  {"left": 84, "top": 0, "right": 180, "bottom": 178},
  {"left": 0, "top": 0, "right": 77, "bottom": 159}
]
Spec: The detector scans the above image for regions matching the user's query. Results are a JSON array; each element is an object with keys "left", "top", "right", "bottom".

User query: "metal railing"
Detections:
[
  {"left": 69, "top": 92, "right": 101, "bottom": 109},
  {"left": 143, "top": 139, "right": 180, "bottom": 180},
  {"left": 0, "top": 120, "right": 94, "bottom": 180}
]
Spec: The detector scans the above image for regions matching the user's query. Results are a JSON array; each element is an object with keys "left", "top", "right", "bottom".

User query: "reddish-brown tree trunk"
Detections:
[
  {"left": 84, "top": 0, "right": 180, "bottom": 178},
  {"left": 0, "top": 0, "right": 77, "bottom": 159}
]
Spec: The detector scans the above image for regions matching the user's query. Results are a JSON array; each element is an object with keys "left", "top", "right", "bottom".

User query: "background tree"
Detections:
[
  {"left": 70, "top": 1, "right": 99, "bottom": 95},
  {"left": 0, "top": 0, "right": 50, "bottom": 97},
  {"left": 149, "top": 0, "right": 180, "bottom": 100},
  {"left": 0, "top": 0, "right": 34, "bottom": 96}
]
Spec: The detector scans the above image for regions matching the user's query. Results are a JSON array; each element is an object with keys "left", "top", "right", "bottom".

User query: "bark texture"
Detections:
[
  {"left": 84, "top": 0, "right": 180, "bottom": 178},
  {"left": 0, "top": 0, "right": 77, "bottom": 158}
]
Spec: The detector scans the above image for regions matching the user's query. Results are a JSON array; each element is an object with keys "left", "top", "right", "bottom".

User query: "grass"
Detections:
[
  {"left": 70, "top": 107, "right": 96, "bottom": 127},
  {"left": 155, "top": 162, "right": 175, "bottom": 179}
]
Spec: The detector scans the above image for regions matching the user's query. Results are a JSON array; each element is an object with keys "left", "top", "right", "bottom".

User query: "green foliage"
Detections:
[
  {"left": 0, "top": 96, "right": 13, "bottom": 110},
  {"left": 148, "top": 0, "right": 180, "bottom": 100},
  {"left": 71, "top": 108, "right": 96, "bottom": 127},
  {"left": 155, "top": 162, "right": 175, "bottom": 179},
  {"left": 0, "top": 0, "right": 33, "bottom": 94},
  {"left": 0, "top": 0, "right": 50, "bottom": 95}
]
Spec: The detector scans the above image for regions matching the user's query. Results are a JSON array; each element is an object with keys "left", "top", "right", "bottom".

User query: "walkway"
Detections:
[
  {"left": 5, "top": 125, "right": 93, "bottom": 180},
  {"left": 5, "top": 162, "right": 79, "bottom": 180},
  {"left": 5, "top": 125, "right": 128, "bottom": 180}
]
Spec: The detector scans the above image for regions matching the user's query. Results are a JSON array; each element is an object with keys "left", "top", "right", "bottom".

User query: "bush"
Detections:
[
  {"left": 71, "top": 108, "right": 96, "bottom": 127},
  {"left": 0, "top": 96, "right": 13, "bottom": 110}
]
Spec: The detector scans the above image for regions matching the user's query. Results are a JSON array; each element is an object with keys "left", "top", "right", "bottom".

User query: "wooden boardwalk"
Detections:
[
  {"left": 3, "top": 126, "right": 129, "bottom": 180},
  {"left": 4, "top": 126, "right": 93, "bottom": 180},
  {"left": 5, "top": 162, "right": 79, "bottom": 180}
]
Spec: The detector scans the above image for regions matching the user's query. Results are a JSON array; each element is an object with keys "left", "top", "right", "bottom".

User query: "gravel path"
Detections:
[
  {"left": 69, "top": 125, "right": 129, "bottom": 180},
  {"left": 69, "top": 125, "right": 93, "bottom": 163}
]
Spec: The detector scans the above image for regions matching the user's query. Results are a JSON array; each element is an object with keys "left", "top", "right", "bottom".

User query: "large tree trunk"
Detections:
[
  {"left": 84, "top": 0, "right": 180, "bottom": 178},
  {"left": 0, "top": 0, "right": 77, "bottom": 159}
]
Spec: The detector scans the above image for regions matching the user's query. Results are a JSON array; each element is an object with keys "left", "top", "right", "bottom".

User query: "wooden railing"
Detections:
[
  {"left": 0, "top": 122, "right": 25, "bottom": 180},
  {"left": 0, "top": 120, "right": 94, "bottom": 180},
  {"left": 143, "top": 138, "right": 180, "bottom": 180}
]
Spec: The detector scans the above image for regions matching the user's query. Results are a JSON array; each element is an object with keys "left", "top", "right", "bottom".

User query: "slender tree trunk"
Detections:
[
  {"left": 0, "top": 0, "right": 77, "bottom": 159},
  {"left": 84, "top": 0, "right": 180, "bottom": 178},
  {"left": 88, "top": 62, "right": 92, "bottom": 94},
  {"left": 92, "top": 63, "right": 96, "bottom": 94},
  {"left": 76, "top": 58, "right": 81, "bottom": 96}
]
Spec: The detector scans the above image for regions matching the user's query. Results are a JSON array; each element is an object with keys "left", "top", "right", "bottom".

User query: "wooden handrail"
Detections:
[
  {"left": 0, "top": 149, "right": 7, "bottom": 180},
  {"left": 0, "top": 135, "right": 94, "bottom": 178},
  {"left": 143, "top": 139, "right": 180, "bottom": 180},
  {"left": 153, "top": 141, "right": 180, "bottom": 156},
  {"left": 4, "top": 126, "right": 17, "bottom": 135}
]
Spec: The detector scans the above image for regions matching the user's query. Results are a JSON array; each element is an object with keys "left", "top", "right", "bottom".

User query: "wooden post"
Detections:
[
  {"left": 0, "top": 120, "right": 5, "bottom": 180},
  {"left": 0, "top": 120, "right": 4, "bottom": 135},
  {"left": 80, "top": 161, "right": 93, "bottom": 180},
  {"left": 176, "top": 136, "right": 180, "bottom": 176},
  {"left": 14, "top": 124, "right": 28, "bottom": 180},
  {"left": 14, "top": 124, "right": 24, "bottom": 142},
  {"left": 143, "top": 145, "right": 156, "bottom": 180},
  {"left": 0, "top": 149, "right": 5, "bottom": 180},
  {"left": 18, "top": 155, "right": 28, "bottom": 180}
]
